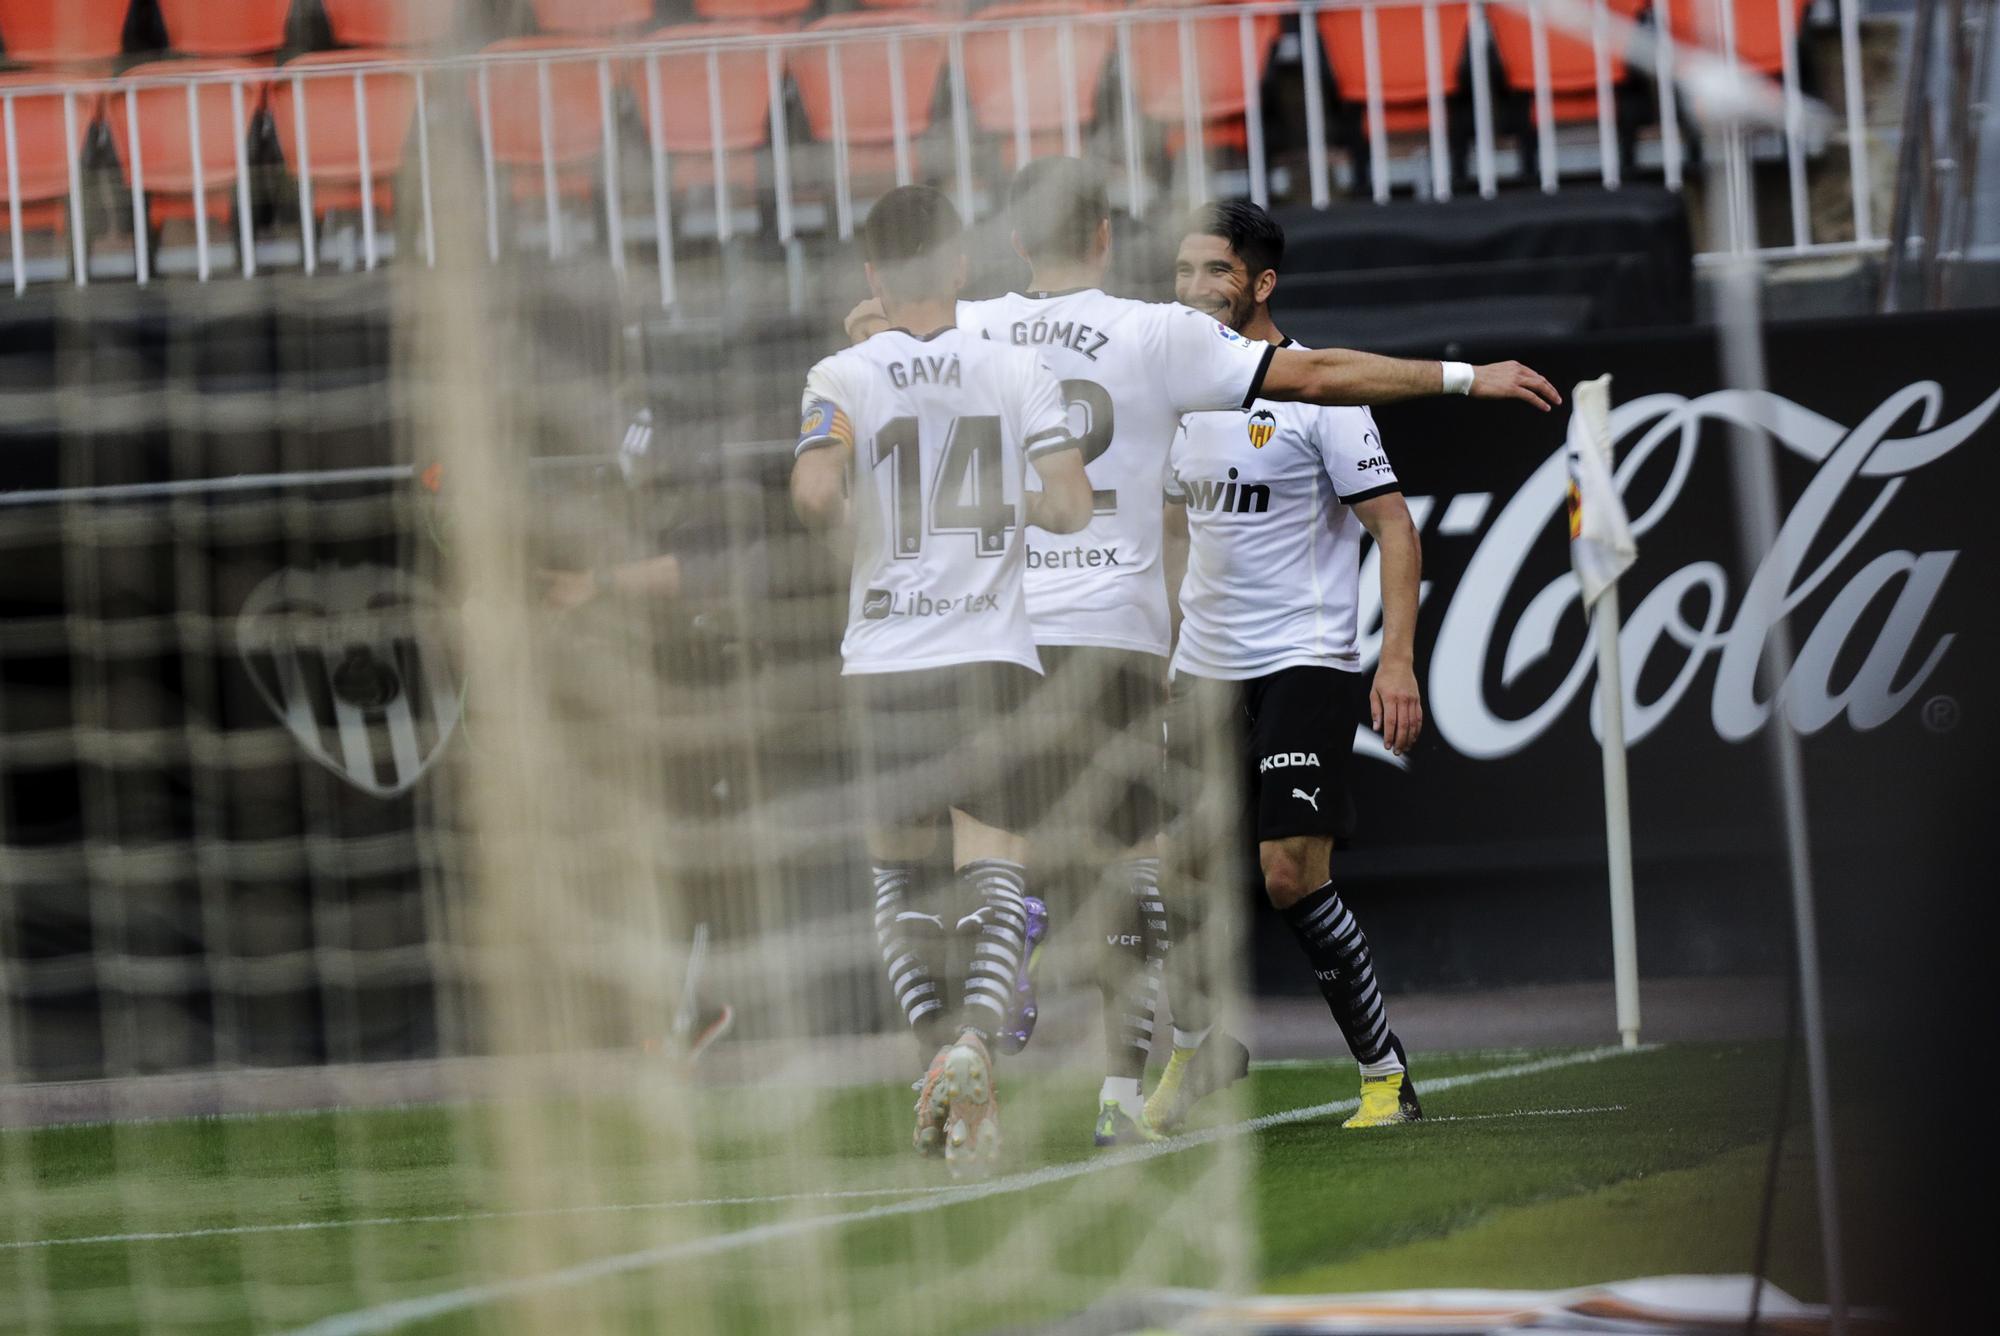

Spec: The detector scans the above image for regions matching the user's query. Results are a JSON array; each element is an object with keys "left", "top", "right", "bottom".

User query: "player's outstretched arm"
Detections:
[
  {"left": 1261, "top": 346, "right": 1560, "bottom": 411},
  {"left": 1353, "top": 491, "right": 1423, "bottom": 756},
  {"left": 1025, "top": 444, "right": 1092, "bottom": 535}
]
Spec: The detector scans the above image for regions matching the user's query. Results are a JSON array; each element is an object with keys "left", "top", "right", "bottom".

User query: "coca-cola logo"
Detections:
[{"left": 1369, "top": 381, "right": 1999, "bottom": 762}]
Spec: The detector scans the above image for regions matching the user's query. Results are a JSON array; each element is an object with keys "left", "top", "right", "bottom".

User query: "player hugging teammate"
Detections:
[{"left": 815, "top": 162, "right": 1559, "bottom": 1170}]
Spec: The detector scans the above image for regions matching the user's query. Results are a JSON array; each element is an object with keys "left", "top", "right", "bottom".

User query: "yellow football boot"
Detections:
[{"left": 1342, "top": 1067, "right": 1423, "bottom": 1129}]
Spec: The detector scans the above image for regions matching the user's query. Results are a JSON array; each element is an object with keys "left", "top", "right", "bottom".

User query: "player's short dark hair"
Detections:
[
  {"left": 1008, "top": 157, "right": 1109, "bottom": 266},
  {"left": 862, "top": 185, "right": 963, "bottom": 300},
  {"left": 1184, "top": 199, "right": 1286, "bottom": 278}
]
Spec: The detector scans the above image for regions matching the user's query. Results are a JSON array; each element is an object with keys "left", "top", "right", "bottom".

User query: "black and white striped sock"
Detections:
[
  {"left": 872, "top": 863, "right": 947, "bottom": 1043},
  {"left": 955, "top": 858, "right": 1029, "bottom": 1037},
  {"left": 1100, "top": 858, "right": 1164, "bottom": 1082},
  {"left": 1281, "top": 880, "right": 1396, "bottom": 1069}
]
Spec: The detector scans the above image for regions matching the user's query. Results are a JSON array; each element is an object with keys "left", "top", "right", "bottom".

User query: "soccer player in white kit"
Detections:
[
  {"left": 1158, "top": 200, "right": 1425, "bottom": 1131},
  {"left": 849, "top": 158, "right": 1557, "bottom": 1143},
  {"left": 791, "top": 186, "right": 1093, "bottom": 1176}
]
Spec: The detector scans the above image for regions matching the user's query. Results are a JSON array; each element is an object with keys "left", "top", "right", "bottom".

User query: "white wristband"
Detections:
[{"left": 1442, "top": 361, "right": 1475, "bottom": 396}]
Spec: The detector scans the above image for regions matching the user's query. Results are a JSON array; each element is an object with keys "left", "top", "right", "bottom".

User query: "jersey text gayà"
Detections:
[{"left": 798, "top": 328, "right": 1076, "bottom": 676}]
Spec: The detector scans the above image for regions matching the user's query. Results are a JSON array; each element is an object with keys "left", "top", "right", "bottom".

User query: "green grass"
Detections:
[{"left": 0, "top": 1043, "right": 1876, "bottom": 1334}]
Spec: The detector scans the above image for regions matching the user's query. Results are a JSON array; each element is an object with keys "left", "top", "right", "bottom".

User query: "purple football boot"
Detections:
[{"left": 996, "top": 895, "right": 1047, "bottom": 1055}]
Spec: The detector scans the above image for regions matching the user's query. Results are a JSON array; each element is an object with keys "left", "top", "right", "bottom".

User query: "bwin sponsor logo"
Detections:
[
  {"left": 1258, "top": 751, "right": 1320, "bottom": 773},
  {"left": 1181, "top": 468, "right": 1271, "bottom": 514}
]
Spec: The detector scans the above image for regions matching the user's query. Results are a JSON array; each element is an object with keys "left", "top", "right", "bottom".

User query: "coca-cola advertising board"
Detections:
[{"left": 1330, "top": 309, "right": 1994, "bottom": 985}]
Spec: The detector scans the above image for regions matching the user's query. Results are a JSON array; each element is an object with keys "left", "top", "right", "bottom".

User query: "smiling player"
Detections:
[{"left": 1154, "top": 200, "right": 1425, "bottom": 1133}]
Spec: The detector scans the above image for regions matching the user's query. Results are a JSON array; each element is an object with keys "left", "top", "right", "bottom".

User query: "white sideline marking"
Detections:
[
  {"left": 0, "top": 1186, "right": 961, "bottom": 1252},
  {"left": 1420, "top": 1104, "right": 1626, "bottom": 1125},
  {"left": 281, "top": 1045, "right": 1647, "bottom": 1336}
]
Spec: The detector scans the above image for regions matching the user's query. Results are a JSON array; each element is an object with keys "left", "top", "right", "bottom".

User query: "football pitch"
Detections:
[{"left": 0, "top": 1042, "right": 1868, "bottom": 1334}]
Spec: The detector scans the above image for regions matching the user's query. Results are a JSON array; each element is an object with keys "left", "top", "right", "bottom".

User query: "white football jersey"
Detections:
[
  {"left": 797, "top": 328, "right": 1076, "bottom": 677},
  {"left": 1168, "top": 342, "right": 1401, "bottom": 680},
  {"left": 956, "top": 290, "right": 1275, "bottom": 656}
]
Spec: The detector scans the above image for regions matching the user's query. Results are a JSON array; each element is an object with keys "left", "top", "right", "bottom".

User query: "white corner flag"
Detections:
[
  {"left": 1565, "top": 374, "right": 1637, "bottom": 608},
  {"left": 1565, "top": 374, "right": 1642, "bottom": 1050}
]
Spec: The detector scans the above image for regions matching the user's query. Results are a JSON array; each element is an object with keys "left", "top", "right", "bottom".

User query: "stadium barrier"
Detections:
[
  {"left": 3, "top": 297, "right": 1990, "bottom": 1081},
  {"left": 1, "top": 0, "right": 1878, "bottom": 298}
]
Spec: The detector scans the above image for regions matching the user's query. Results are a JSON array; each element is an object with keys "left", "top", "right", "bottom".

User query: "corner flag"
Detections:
[
  {"left": 1563, "top": 374, "right": 1642, "bottom": 1050},
  {"left": 1564, "top": 375, "right": 1636, "bottom": 609}
]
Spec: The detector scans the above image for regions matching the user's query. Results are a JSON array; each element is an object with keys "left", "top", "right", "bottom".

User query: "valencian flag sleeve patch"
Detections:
[{"left": 797, "top": 398, "right": 853, "bottom": 456}]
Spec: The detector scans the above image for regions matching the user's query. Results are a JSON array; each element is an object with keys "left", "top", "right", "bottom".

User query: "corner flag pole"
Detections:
[
  {"left": 1567, "top": 375, "right": 1641, "bottom": 1051},
  {"left": 1594, "top": 587, "right": 1641, "bottom": 1051}
]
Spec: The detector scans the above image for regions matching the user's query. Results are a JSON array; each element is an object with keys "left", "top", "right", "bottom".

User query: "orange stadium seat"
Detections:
[
  {"left": 157, "top": 0, "right": 293, "bottom": 57},
  {"left": 1486, "top": 0, "right": 1650, "bottom": 125},
  {"left": 1319, "top": 3, "right": 1470, "bottom": 134},
  {"left": 322, "top": 0, "right": 462, "bottom": 47},
  {"left": 790, "top": 12, "right": 947, "bottom": 160},
  {"left": 630, "top": 21, "right": 777, "bottom": 188},
  {"left": 474, "top": 38, "right": 607, "bottom": 204},
  {"left": 0, "top": 74, "right": 99, "bottom": 238},
  {"left": 1129, "top": 0, "right": 1279, "bottom": 139},
  {"left": 107, "top": 61, "right": 269, "bottom": 226},
  {"left": 1667, "top": 0, "right": 1811, "bottom": 77},
  {"left": 692, "top": 0, "right": 814, "bottom": 22},
  {"left": 0, "top": 0, "right": 129, "bottom": 64},
  {"left": 963, "top": 3, "right": 1114, "bottom": 165},
  {"left": 531, "top": 0, "right": 655, "bottom": 34},
  {"left": 271, "top": 52, "right": 418, "bottom": 216}
]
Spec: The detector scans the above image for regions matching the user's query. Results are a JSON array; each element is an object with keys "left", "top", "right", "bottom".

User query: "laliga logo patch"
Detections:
[
  {"left": 238, "top": 564, "right": 465, "bottom": 799},
  {"left": 1247, "top": 408, "right": 1277, "bottom": 449},
  {"left": 1213, "top": 320, "right": 1252, "bottom": 347}
]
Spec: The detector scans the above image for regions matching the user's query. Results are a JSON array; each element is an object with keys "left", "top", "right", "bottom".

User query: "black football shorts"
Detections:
[{"left": 1169, "top": 664, "right": 1363, "bottom": 844}]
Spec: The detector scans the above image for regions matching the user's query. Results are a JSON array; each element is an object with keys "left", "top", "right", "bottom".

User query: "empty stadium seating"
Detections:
[
  {"left": 1129, "top": 0, "right": 1279, "bottom": 151},
  {"left": 157, "top": 0, "right": 293, "bottom": 57},
  {"left": 1318, "top": 3, "right": 1471, "bottom": 135},
  {"left": 107, "top": 61, "right": 269, "bottom": 227},
  {"left": 1486, "top": 0, "right": 1650, "bottom": 126},
  {"left": 1666, "top": 0, "right": 1811, "bottom": 76},
  {"left": 692, "top": 0, "right": 815, "bottom": 21},
  {"left": 532, "top": 0, "right": 656, "bottom": 35},
  {"left": 790, "top": 13, "right": 947, "bottom": 185},
  {"left": 962, "top": 3, "right": 1114, "bottom": 167},
  {"left": 631, "top": 23, "right": 778, "bottom": 192},
  {"left": 0, "top": 0, "right": 129, "bottom": 64},
  {"left": 474, "top": 39, "right": 607, "bottom": 206},
  {"left": 271, "top": 51, "right": 419, "bottom": 218},
  {"left": 322, "top": 0, "right": 462, "bottom": 47},
  {"left": 0, "top": 74, "right": 97, "bottom": 240}
]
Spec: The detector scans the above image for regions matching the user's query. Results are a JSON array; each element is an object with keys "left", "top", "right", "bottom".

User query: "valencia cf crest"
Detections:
[
  {"left": 1247, "top": 408, "right": 1278, "bottom": 449},
  {"left": 238, "top": 564, "right": 465, "bottom": 799}
]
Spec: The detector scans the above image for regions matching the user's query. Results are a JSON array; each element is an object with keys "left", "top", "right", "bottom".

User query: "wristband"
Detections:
[{"left": 1442, "top": 361, "right": 1475, "bottom": 396}]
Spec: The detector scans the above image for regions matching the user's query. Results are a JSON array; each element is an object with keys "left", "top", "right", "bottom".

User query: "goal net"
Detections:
[
  {"left": 0, "top": 10, "right": 1256, "bottom": 1334},
  {"left": 0, "top": 0, "right": 1804, "bottom": 1331}
]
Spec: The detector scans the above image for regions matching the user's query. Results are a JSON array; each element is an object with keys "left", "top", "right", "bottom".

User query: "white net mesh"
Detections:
[{"left": 0, "top": 1, "right": 1814, "bottom": 1332}]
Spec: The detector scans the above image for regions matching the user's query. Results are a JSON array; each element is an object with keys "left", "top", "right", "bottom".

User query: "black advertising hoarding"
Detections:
[
  {"left": 4, "top": 298, "right": 1996, "bottom": 1073},
  {"left": 1334, "top": 308, "right": 1997, "bottom": 988}
]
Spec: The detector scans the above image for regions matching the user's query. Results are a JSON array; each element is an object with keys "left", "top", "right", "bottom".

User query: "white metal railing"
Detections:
[{"left": 0, "top": 0, "right": 1880, "bottom": 302}]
